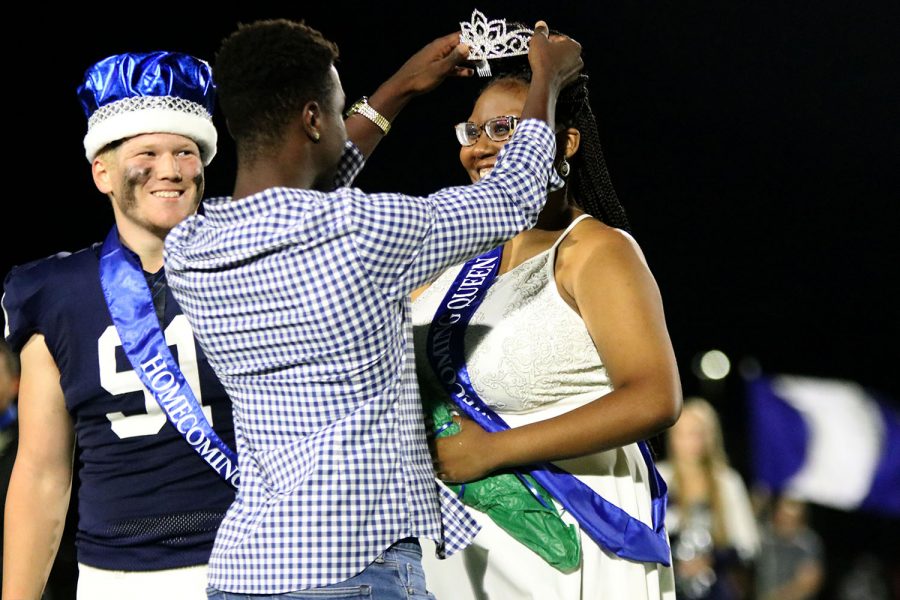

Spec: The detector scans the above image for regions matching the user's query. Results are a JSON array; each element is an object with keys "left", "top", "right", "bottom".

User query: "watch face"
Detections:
[
  {"left": 346, "top": 98, "right": 366, "bottom": 117},
  {"left": 346, "top": 97, "right": 389, "bottom": 134}
]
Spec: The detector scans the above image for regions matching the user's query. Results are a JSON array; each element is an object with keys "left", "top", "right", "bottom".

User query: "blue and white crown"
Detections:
[
  {"left": 77, "top": 51, "right": 218, "bottom": 165},
  {"left": 459, "top": 9, "right": 533, "bottom": 77}
]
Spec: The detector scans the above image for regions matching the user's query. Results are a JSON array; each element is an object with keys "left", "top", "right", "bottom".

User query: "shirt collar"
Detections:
[{"left": 201, "top": 187, "right": 325, "bottom": 227}]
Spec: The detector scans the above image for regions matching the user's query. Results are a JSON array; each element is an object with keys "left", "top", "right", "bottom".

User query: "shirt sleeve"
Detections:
[
  {"left": 3, "top": 262, "right": 47, "bottom": 351},
  {"left": 348, "top": 119, "right": 562, "bottom": 299},
  {"left": 333, "top": 141, "right": 366, "bottom": 189}
]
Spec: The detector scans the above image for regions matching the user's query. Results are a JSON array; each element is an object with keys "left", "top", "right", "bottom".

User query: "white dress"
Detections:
[{"left": 412, "top": 216, "right": 676, "bottom": 599}]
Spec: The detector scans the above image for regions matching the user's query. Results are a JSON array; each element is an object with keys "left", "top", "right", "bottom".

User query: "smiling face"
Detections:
[
  {"left": 93, "top": 132, "right": 204, "bottom": 239},
  {"left": 459, "top": 80, "right": 529, "bottom": 183}
]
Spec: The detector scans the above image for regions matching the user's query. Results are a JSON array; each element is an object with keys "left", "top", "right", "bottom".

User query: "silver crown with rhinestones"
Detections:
[{"left": 460, "top": 9, "right": 533, "bottom": 77}]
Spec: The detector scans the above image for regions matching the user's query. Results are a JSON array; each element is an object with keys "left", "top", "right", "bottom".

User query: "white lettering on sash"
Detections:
[
  {"left": 446, "top": 256, "right": 498, "bottom": 310},
  {"left": 139, "top": 353, "right": 240, "bottom": 486},
  {"left": 428, "top": 256, "right": 500, "bottom": 422}
]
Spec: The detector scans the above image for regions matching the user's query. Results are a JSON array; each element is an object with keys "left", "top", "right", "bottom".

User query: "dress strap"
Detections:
[{"left": 550, "top": 213, "right": 593, "bottom": 251}]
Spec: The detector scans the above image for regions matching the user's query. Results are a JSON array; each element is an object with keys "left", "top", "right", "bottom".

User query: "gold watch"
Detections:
[{"left": 345, "top": 96, "right": 391, "bottom": 135}]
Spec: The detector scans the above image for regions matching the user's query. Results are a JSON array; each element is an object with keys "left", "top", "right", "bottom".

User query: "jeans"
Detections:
[{"left": 206, "top": 539, "right": 436, "bottom": 599}]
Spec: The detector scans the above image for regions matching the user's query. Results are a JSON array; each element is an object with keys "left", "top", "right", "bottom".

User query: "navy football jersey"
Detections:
[{"left": 2, "top": 243, "right": 235, "bottom": 571}]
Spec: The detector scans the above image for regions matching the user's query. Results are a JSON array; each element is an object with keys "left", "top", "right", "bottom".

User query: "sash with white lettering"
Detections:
[
  {"left": 426, "top": 246, "right": 671, "bottom": 564},
  {"left": 99, "top": 226, "right": 239, "bottom": 488}
]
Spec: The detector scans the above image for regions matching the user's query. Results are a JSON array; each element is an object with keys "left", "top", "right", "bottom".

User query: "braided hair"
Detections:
[{"left": 484, "top": 69, "right": 630, "bottom": 232}]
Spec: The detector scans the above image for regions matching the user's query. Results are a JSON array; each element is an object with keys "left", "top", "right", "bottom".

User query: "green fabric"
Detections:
[{"left": 429, "top": 400, "right": 581, "bottom": 572}]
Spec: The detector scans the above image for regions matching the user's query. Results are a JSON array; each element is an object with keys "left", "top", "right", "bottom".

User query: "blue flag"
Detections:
[{"left": 747, "top": 374, "right": 900, "bottom": 517}]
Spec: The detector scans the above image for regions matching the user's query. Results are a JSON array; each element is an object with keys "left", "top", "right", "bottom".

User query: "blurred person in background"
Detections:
[
  {"left": 756, "top": 494, "right": 825, "bottom": 600},
  {"left": 836, "top": 553, "right": 889, "bottom": 600},
  {"left": 657, "top": 397, "right": 759, "bottom": 599}
]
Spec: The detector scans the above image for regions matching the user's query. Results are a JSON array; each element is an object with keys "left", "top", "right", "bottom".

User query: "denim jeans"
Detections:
[{"left": 206, "top": 539, "right": 436, "bottom": 599}]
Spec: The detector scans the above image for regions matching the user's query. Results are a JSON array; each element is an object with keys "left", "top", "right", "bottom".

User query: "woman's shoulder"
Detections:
[{"left": 556, "top": 216, "right": 649, "bottom": 276}]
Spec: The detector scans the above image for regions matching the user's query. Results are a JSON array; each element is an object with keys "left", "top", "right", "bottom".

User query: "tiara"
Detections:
[{"left": 460, "top": 9, "right": 533, "bottom": 77}]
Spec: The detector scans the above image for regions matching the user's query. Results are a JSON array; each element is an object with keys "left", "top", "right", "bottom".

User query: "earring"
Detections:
[
  {"left": 558, "top": 158, "right": 570, "bottom": 178},
  {"left": 311, "top": 131, "right": 321, "bottom": 142}
]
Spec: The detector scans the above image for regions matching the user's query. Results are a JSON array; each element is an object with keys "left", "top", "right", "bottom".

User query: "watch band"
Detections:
[{"left": 345, "top": 96, "right": 391, "bottom": 135}]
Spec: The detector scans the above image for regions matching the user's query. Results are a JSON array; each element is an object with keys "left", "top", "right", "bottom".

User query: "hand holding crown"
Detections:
[
  {"left": 381, "top": 31, "right": 474, "bottom": 100},
  {"left": 528, "top": 21, "right": 583, "bottom": 91},
  {"left": 346, "top": 30, "right": 474, "bottom": 157},
  {"left": 458, "top": 10, "right": 582, "bottom": 86}
]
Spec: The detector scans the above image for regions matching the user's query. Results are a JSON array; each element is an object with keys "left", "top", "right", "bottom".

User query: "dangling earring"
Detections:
[{"left": 558, "top": 158, "right": 570, "bottom": 178}]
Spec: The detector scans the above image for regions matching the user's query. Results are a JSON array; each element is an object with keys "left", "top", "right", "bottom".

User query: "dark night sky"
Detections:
[
  {"left": 9, "top": 3, "right": 896, "bottom": 392},
  {"left": 3, "top": 2, "right": 898, "bottom": 592}
]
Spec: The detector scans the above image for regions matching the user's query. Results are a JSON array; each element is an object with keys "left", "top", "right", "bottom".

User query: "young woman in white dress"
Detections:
[
  {"left": 412, "top": 69, "right": 682, "bottom": 599},
  {"left": 657, "top": 398, "right": 760, "bottom": 599}
]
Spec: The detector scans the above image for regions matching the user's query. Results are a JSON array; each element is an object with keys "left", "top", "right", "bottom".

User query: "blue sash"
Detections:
[
  {"left": 99, "top": 226, "right": 239, "bottom": 488},
  {"left": 426, "top": 246, "right": 670, "bottom": 564}
]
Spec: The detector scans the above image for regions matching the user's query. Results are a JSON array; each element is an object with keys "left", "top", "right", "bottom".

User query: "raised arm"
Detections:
[
  {"left": 351, "top": 22, "right": 584, "bottom": 297},
  {"left": 346, "top": 32, "right": 472, "bottom": 157},
  {"left": 519, "top": 21, "right": 583, "bottom": 128},
  {"left": 3, "top": 334, "right": 75, "bottom": 600},
  {"left": 348, "top": 20, "right": 582, "bottom": 159}
]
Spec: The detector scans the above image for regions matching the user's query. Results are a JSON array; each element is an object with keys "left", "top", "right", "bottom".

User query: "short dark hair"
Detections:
[{"left": 215, "top": 19, "right": 340, "bottom": 161}]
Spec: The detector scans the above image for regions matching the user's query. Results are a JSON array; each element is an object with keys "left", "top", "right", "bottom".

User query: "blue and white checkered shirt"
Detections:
[{"left": 164, "top": 119, "right": 562, "bottom": 593}]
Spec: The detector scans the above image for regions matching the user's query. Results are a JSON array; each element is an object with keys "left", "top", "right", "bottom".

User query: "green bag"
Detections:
[{"left": 429, "top": 400, "right": 582, "bottom": 572}]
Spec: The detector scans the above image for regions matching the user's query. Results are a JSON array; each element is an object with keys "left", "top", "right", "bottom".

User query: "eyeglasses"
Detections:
[{"left": 454, "top": 115, "right": 520, "bottom": 147}]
